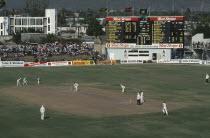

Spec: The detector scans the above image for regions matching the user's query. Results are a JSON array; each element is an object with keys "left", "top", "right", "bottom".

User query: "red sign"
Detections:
[
  {"left": 150, "top": 17, "right": 184, "bottom": 21},
  {"left": 106, "top": 17, "right": 138, "bottom": 21},
  {"left": 159, "top": 44, "right": 183, "bottom": 48},
  {"left": 24, "top": 62, "right": 47, "bottom": 67}
]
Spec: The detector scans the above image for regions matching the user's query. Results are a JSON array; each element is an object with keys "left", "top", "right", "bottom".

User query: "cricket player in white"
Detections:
[
  {"left": 162, "top": 101, "right": 168, "bottom": 115},
  {"left": 23, "top": 77, "right": 27, "bottom": 85},
  {"left": 140, "top": 91, "right": 144, "bottom": 104},
  {"left": 17, "top": 78, "right": 21, "bottom": 86},
  {"left": 206, "top": 73, "right": 209, "bottom": 84},
  {"left": 40, "top": 105, "right": 45, "bottom": 120},
  {"left": 120, "top": 84, "right": 125, "bottom": 93},
  {"left": 74, "top": 82, "right": 79, "bottom": 91},
  {"left": 37, "top": 78, "right": 40, "bottom": 85},
  {"left": 137, "top": 92, "right": 141, "bottom": 105}
]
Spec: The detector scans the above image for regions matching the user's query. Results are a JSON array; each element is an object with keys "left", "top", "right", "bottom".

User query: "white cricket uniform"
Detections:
[
  {"left": 17, "top": 78, "right": 21, "bottom": 86},
  {"left": 162, "top": 103, "right": 168, "bottom": 115},
  {"left": 23, "top": 78, "right": 27, "bottom": 85},
  {"left": 121, "top": 84, "right": 125, "bottom": 93},
  {"left": 38, "top": 78, "right": 40, "bottom": 84},
  {"left": 140, "top": 92, "right": 144, "bottom": 103},
  {"left": 74, "top": 83, "right": 79, "bottom": 91},
  {"left": 40, "top": 105, "right": 45, "bottom": 120}
]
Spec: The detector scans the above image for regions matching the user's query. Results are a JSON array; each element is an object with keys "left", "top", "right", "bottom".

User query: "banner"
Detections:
[
  {"left": 159, "top": 44, "right": 183, "bottom": 48},
  {"left": 1, "top": 61, "right": 25, "bottom": 67},
  {"left": 106, "top": 17, "right": 138, "bottom": 21},
  {"left": 150, "top": 17, "right": 184, "bottom": 21},
  {"left": 72, "top": 60, "right": 94, "bottom": 65},
  {"left": 106, "top": 43, "right": 136, "bottom": 48},
  {"left": 157, "top": 59, "right": 180, "bottom": 63},
  {"left": 48, "top": 61, "right": 70, "bottom": 66},
  {"left": 24, "top": 62, "right": 48, "bottom": 67},
  {"left": 121, "top": 60, "right": 143, "bottom": 64},
  {"left": 97, "top": 60, "right": 116, "bottom": 64},
  {"left": 181, "top": 59, "right": 200, "bottom": 64}
]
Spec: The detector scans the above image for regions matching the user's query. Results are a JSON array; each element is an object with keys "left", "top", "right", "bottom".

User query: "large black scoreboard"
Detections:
[{"left": 106, "top": 17, "right": 184, "bottom": 45}]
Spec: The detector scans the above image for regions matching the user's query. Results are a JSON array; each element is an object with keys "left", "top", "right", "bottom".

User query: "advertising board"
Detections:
[
  {"left": 1, "top": 61, "right": 25, "bottom": 67},
  {"left": 72, "top": 60, "right": 94, "bottom": 65},
  {"left": 48, "top": 61, "right": 69, "bottom": 66},
  {"left": 24, "top": 62, "right": 48, "bottom": 67}
]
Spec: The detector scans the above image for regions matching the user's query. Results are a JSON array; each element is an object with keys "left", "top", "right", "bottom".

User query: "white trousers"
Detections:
[
  {"left": 17, "top": 81, "right": 21, "bottom": 86},
  {"left": 162, "top": 108, "right": 168, "bottom": 115},
  {"left": 122, "top": 88, "right": 125, "bottom": 93},
  {"left": 41, "top": 112, "right": 45, "bottom": 120}
]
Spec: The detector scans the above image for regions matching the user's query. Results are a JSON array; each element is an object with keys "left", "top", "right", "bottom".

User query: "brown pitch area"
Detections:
[{"left": 1, "top": 85, "right": 187, "bottom": 117}]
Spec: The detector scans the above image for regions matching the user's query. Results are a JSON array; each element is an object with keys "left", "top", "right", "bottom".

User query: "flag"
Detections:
[
  {"left": 140, "top": 9, "right": 148, "bottom": 15},
  {"left": 125, "top": 7, "right": 132, "bottom": 12},
  {"left": 99, "top": 8, "right": 107, "bottom": 12}
]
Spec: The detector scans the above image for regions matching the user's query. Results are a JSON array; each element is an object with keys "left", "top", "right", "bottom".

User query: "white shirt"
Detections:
[
  {"left": 206, "top": 74, "right": 209, "bottom": 79},
  {"left": 121, "top": 85, "right": 125, "bottom": 89},
  {"left": 137, "top": 94, "right": 141, "bottom": 100},
  {"left": 140, "top": 92, "right": 144, "bottom": 98},
  {"left": 163, "top": 103, "right": 167, "bottom": 109},
  {"left": 40, "top": 106, "right": 45, "bottom": 113},
  {"left": 74, "top": 83, "right": 78, "bottom": 87}
]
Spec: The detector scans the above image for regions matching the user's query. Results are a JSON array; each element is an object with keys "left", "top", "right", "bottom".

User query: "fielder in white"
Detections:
[
  {"left": 37, "top": 78, "right": 40, "bottom": 85},
  {"left": 205, "top": 73, "right": 209, "bottom": 84},
  {"left": 162, "top": 101, "right": 168, "bottom": 115},
  {"left": 140, "top": 91, "right": 144, "bottom": 104},
  {"left": 137, "top": 92, "right": 141, "bottom": 105},
  {"left": 120, "top": 84, "right": 125, "bottom": 93},
  {"left": 40, "top": 105, "right": 45, "bottom": 120},
  {"left": 23, "top": 77, "right": 27, "bottom": 85},
  {"left": 17, "top": 78, "right": 21, "bottom": 86},
  {"left": 73, "top": 82, "right": 79, "bottom": 91}
]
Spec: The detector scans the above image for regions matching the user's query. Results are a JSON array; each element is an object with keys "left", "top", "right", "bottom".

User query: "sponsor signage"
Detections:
[
  {"left": 24, "top": 62, "right": 48, "bottom": 67},
  {"left": 106, "top": 43, "right": 183, "bottom": 49},
  {"left": 72, "top": 60, "right": 94, "bottom": 65},
  {"left": 157, "top": 59, "right": 180, "bottom": 63},
  {"left": 106, "top": 17, "right": 139, "bottom": 21},
  {"left": 1, "top": 61, "right": 24, "bottom": 67},
  {"left": 121, "top": 60, "right": 143, "bottom": 64},
  {"left": 97, "top": 60, "right": 116, "bottom": 64},
  {"left": 48, "top": 61, "right": 69, "bottom": 66},
  {"left": 159, "top": 44, "right": 183, "bottom": 48},
  {"left": 106, "top": 43, "right": 136, "bottom": 48},
  {"left": 181, "top": 59, "right": 200, "bottom": 64},
  {"left": 150, "top": 17, "right": 184, "bottom": 21}
]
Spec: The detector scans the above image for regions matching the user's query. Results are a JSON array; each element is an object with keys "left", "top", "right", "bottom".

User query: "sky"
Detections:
[{"left": 4, "top": 0, "right": 210, "bottom": 11}]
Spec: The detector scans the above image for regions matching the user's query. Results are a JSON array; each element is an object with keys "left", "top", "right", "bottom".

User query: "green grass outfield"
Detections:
[{"left": 0, "top": 64, "right": 210, "bottom": 138}]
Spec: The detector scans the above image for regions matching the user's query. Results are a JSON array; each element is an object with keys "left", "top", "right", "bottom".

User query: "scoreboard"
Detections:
[{"left": 106, "top": 16, "right": 184, "bottom": 45}]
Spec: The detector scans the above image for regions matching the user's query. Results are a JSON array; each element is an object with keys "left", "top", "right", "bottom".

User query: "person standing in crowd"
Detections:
[
  {"left": 137, "top": 92, "right": 141, "bottom": 106},
  {"left": 162, "top": 101, "right": 168, "bottom": 115},
  {"left": 120, "top": 84, "right": 125, "bottom": 93},
  {"left": 17, "top": 78, "right": 21, "bottom": 86},
  {"left": 40, "top": 105, "right": 45, "bottom": 120},
  {"left": 205, "top": 73, "right": 209, "bottom": 84}
]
